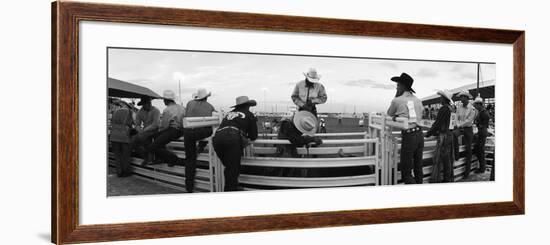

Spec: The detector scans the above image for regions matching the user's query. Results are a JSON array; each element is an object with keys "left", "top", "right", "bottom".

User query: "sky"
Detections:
[{"left": 108, "top": 48, "right": 496, "bottom": 113}]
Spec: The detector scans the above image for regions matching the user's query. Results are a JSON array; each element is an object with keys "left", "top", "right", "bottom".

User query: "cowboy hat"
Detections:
[
  {"left": 137, "top": 96, "right": 152, "bottom": 106},
  {"left": 163, "top": 90, "right": 176, "bottom": 101},
  {"left": 473, "top": 96, "right": 484, "bottom": 104},
  {"left": 390, "top": 73, "right": 416, "bottom": 93},
  {"left": 193, "top": 88, "right": 211, "bottom": 100},
  {"left": 231, "top": 96, "right": 257, "bottom": 108},
  {"left": 457, "top": 90, "right": 473, "bottom": 99},
  {"left": 436, "top": 90, "right": 453, "bottom": 102},
  {"left": 293, "top": 111, "right": 318, "bottom": 136},
  {"left": 303, "top": 68, "right": 321, "bottom": 82}
]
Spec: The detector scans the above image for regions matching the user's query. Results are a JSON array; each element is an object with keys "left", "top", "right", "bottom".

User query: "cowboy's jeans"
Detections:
[
  {"left": 183, "top": 127, "right": 213, "bottom": 191},
  {"left": 400, "top": 130, "right": 425, "bottom": 184},
  {"left": 453, "top": 127, "right": 473, "bottom": 177},
  {"left": 213, "top": 129, "right": 243, "bottom": 191},
  {"left": 474, "top": 128, "right": 488, "bottom": 172},
  {"left": 144, "top": 127, "right": 183, "bottom": 165},
  {"left": 112, "top": 142, "right": 131, "bottom": 177}
]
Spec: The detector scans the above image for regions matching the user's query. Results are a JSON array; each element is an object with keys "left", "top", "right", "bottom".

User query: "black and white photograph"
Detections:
[{"left": 107, "top": 47, "right": 496, "bottom": 195}]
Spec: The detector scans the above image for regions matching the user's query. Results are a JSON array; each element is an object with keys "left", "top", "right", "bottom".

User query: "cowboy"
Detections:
[
  {"left": 131, "top": 96, "right": 160, "bottom": 158},
  {"left": 426, "top": 90, "right": 455, "bottom": 183},
  {"left": 453, "top": 90, "right": 476, "bottom": 178},
  {"left": 318, "top": 118, "right": 327, "bottom": 133},
  {"left": 141, "top": 90, "right": 186, "bottom": 166},
  {"left": 473, "top": 96, "right": 490, "bottom": 175},
  {"left": 182, "top": 88, "right": 216, "bottom": 193},
  {"left": 277, "top": 111, "right": 323, "bottom": 157},
  {"left": 212, "top": 96, "right": 258, "bottom": 191},
  {"left": 291, "top": 68, "right": 328, "bottom": 117},
  {"left": 386, "top": 72, "right": 425, "bottom": 184},
  {"left": 109, "top": 102, "right": 135, "bottom": 177}
]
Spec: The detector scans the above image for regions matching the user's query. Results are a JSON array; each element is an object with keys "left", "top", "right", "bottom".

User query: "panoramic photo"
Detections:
[{"left": 106, "top": 47, "right": 496, "bottom": 196}]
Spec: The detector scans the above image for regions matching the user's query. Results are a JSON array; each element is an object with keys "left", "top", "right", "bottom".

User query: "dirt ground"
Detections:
[{"left": 107, "top": 167, "right": 184, "bottom": 196}]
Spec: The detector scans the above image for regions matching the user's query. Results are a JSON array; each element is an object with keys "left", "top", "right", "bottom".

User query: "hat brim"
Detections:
[
  {"left": 303, "top": 73, "right": 321, "bottom": 82},
  {"left": 293, "top": 111, "right": 318, "bottom": 136},
  {"left": 390, "top": 77, "right": 416, "bottom": 93},
  {"left": 436, "top": 91, "right": 452, "bottom": 102},
  {"left": 231, "top": 100, "right": 257, "bottom": 108},
  {"left": 194, "top": 92, "right": 212, "bottom": 100}
]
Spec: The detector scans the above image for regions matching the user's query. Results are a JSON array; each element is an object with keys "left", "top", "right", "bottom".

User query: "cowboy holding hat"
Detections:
[
  {"left": 426, "top": 90, "right": 455, "bottom": 183},
  {"left": 182, "top": 88, "right": 216, "bottom": 192},
  {"left": 473, "top": 96, "right": 490, "bottom": 176},
  {"left": 291, "top": 68, "right": 328, "bottom": 117},
  {"left": 453, "top": 90, "right": 476, "bottom": 178},
  {"left": 386, "top": 72, "right": 425, "bottom": 184},
  {"left": 141, "top": 90, "right": 186, "bottom": 167},
  {"left": 212, "top": 96, "right": 259, "bottom": 191}
]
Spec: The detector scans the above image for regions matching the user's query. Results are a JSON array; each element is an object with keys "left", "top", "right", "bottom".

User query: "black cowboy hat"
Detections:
[
  {"left": 391, "top": 72, "right": 416, "bottom": 93},
  {"left": 137, "top": 96, "right": 152, "bottom": 106}
]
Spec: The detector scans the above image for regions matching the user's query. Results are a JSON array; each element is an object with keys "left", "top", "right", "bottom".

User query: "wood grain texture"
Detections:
[
  {"left": 51, "top": 1, "right": 58, "bottom": 243},
  {"left": 513, "top": 33, "right": 525, "bottom": 213},
  {"left": 51, "top": 1, "right": 525, "bottom": 244}
]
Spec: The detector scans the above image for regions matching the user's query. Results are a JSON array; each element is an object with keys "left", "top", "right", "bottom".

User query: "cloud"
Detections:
[
  {"left": 458, "top": 71, "right": 477, "bottom": 80},
  {"left": 341, "top": 79, "right": 394, "bottom": 90},
  {"left": 416, "top": 67, "right": 439, "bottom": 78},
  {"left": 371, "top": 83, "right": 396, "bottom": 89},
  {"left": 449, "top": 64, "right": 477, "bottom": 80},
  {"left": 450, "top": 64, "right": 466, "bottom": 72},
  {"left": 379, "top": 62, "right": 399, "bottom": 70}
]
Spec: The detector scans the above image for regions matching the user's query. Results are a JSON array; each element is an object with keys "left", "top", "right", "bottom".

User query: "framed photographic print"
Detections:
[{"left": 52, "top": 1, "right": 524, "bottom": 244}]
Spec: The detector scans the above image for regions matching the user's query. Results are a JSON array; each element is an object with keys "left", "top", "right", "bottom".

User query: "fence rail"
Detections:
[{"left": 108, "top": 114, "right": 494, "bottom": 193}]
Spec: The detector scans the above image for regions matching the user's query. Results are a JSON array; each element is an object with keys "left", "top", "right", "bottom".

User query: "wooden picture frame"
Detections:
[{"left": 52, "top": 1, "right": 525, "bottom": 244}]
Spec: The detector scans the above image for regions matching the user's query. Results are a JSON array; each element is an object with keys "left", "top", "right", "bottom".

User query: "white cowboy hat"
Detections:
[
  {"left": 473, "top": 96, "right": 484, "bottom": 104},
  {"left": 303, "top": 68, "right": 321, "bottom": 82},
  {"left": 231, "top": 96, "right": 257, "bottom": 108},
  {"left": 193, "top": 88, "right": 211, "bottom": 100},
  {"left": 163, "top": 90, "right": 176, "bottom": 101},
  {"left": 436, "top": 90, "right": 453, "bottom": 102},
  {"left": 293, "top": 111, "right": 318, "bottom": 136},
  {"left": 457, "top": 90, "right": 472, "bottom": 99}
]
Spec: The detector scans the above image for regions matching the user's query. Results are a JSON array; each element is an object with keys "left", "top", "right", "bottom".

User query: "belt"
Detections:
[
  {"left": 217, "top": 126, "right": 247, "bottom": 136},
  {"left": 402, "top": 126, "right": 422, "bottom": 134},
  {"left": 217, "top": 126, "right": 240, "bottom": 132}
]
